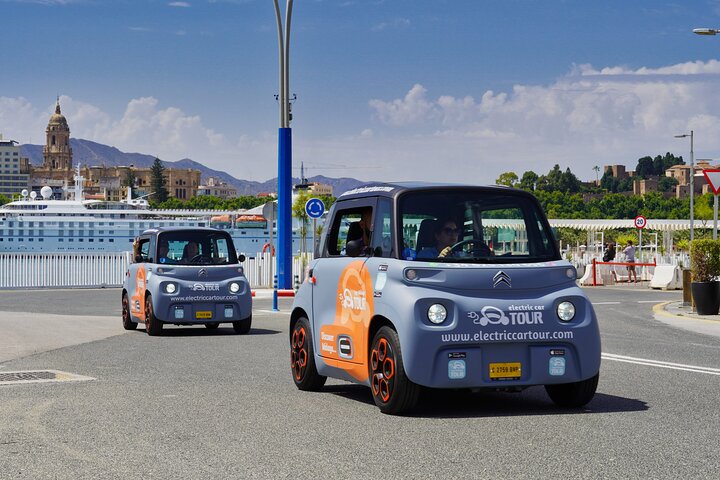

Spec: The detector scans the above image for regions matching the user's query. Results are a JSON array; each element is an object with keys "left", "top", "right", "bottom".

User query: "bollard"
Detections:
[
  {"left": 272, "top": 274, "right": 279, "bottom": 312},
  {"left": 682, "top": 268, "right": 693, "bottom": 308}
]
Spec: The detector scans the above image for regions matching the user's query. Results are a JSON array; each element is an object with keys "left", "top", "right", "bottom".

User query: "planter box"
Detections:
[{"left": 690, "top": 281, "right": 720, "bottom": 315}]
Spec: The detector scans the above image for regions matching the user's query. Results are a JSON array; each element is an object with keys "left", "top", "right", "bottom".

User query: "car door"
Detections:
[
  {"left": 128, "top": 235, "right": 151, "bottom": 320},
  {"left": 311, "top": 197, "right": 377, "bottom": 381}
]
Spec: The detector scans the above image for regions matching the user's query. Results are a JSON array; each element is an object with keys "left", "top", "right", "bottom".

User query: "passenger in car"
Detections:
[{"left": 347, "top": 208, "right": 372, "bottom": 248}]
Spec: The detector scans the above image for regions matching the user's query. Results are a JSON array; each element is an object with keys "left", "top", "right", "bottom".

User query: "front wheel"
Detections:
[
  {"left": 290, "top": 317, "right": 326, "bottom": 391},
  {"left": 144, "top": 295, "right": 163, "bottom": 336},
  {"left": 369, "top": 326, "right": 420, "bottom": 415},
  {"left": 545, "top": 373, "right": 599, "bottom": 408},
  {"left": 233, "top": 315, "right": 252, "bottom": 334},
  {"left": 122, "top": 293, "right": 137, "bottom": 330}
]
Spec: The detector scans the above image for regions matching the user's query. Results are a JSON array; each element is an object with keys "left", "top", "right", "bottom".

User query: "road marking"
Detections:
[
  {"left": 602, "top": 353, "right": 720, "bottom": 376},
  {"left": 593, "top": 302, "right": 621, "bottom": 305}
]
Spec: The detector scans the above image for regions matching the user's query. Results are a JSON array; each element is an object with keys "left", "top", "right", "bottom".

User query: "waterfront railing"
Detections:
[{"left": 0, "top": 252, "right": 312, "bottom": 289}]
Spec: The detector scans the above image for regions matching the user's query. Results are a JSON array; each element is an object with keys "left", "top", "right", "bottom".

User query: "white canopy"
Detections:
[{"left": 548, "top": 219, "right": 704, "bottom": 231}]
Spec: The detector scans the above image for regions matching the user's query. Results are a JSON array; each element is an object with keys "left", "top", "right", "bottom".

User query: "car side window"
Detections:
[
  {"left": 134, "top": 238, "right": 150, "bottom": 263},
  {"left": 326, "top": 206, "right": 373, "bottom": 257}
]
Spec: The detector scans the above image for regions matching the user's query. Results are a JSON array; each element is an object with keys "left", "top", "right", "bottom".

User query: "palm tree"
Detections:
[{"left": 593, "top": 165, "right": 600, "bottom": 184}]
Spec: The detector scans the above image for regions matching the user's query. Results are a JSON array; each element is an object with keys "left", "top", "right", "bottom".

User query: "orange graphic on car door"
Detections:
[
  {"left": 130, "top": 266, "right": 147, "bottom": 318},
  {"left": 319, "top": 260, "right": 374, "bottom": 382}
]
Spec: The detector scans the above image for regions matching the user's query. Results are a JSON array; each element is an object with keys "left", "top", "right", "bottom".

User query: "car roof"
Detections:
[
  {"left": 140, "top": 226, "right": 227, "bottom": 236},
  {"left": 337, "top": 182, "right": 520, "bottom": 201}
]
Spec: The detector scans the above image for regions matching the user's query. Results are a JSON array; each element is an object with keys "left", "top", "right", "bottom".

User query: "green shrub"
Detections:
[{"left": 690, "top": 239, "right": 720, "bottom": 282}]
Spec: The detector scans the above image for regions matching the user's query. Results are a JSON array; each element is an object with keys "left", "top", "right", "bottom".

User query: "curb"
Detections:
[{"left": 657, "top": 301, "right": 720, "bottom": 324}]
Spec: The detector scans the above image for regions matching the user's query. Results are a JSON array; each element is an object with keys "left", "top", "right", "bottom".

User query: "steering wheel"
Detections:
[
  {"left": 190, "top": 254, "right": 212, "bottom": 264},
  {"left": 446, "top": 239, "right": 492, "bottom": 257}
]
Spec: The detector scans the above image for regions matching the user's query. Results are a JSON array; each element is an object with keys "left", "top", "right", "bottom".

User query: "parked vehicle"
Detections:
[
  {"left": 290, "top": 183, "right": 601, "bottom": 414},
  {"left": 122, "top": 227, "right": 252, "bottom": 336}
]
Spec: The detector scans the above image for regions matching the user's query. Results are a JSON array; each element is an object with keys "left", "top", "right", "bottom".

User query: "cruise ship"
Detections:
[{"left": 0, "top": 171, "right": 313, "bottom": 255}]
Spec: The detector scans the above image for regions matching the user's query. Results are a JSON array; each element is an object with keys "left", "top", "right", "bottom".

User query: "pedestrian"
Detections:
[
  {"left": 603, "top": 242, "right": 616, "bottom": 262},
  {"left": 623, "top": 240, "right": 637, "bottom": 283}
]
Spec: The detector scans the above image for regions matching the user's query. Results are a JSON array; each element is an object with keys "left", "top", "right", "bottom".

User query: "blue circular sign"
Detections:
[{"left": 305, "top": 198, "right": 325, "bottom": 219}]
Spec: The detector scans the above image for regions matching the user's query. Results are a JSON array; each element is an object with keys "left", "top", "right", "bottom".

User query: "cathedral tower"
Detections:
[{"left": 42, "top": 98, "right": 73, "bottom": 172}]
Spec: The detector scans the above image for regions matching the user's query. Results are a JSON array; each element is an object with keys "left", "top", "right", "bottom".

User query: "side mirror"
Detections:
[
  {"left": 238, "top": 254, "right": 246, "bottom": 263},
  {"left": 134, "top": 254, "right": 144, "bottom": 264}
]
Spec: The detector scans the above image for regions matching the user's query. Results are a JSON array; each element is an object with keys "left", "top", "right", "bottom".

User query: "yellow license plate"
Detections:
[
  {"left": 489, "top": 362, "right": 521, "bottom": 380},
  {"left": 195, "top": 311, "right": 212, "bottom": 319}
]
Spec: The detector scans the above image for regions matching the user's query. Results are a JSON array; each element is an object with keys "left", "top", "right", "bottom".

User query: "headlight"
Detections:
[
  {"left": 164, "top": 283, "right": 177, "bottom": 294},
  {"left": 557, "top": 301, "right": 575, "bottom": 322},
  {"left": 566, "top": 267, "right": 576, "bottom": 279},
  {"left": 229, "top": 282, "right": 241, "bottom": 293},
  {"left": 427, "top": 304, "right": 447, "bottom": 324}
]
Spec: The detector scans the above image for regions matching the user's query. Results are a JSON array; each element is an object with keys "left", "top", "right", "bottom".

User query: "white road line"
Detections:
[
  {"left": 593, "top": 302, "right": 621, "bottom": 305},
  {"left": 602, "top": 353, "right": 720, "bottom": 376}
]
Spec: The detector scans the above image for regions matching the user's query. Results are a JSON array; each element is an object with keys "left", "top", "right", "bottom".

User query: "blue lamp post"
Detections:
[{"left": 273, "top": 0, "right": 294, "bottom": 289}]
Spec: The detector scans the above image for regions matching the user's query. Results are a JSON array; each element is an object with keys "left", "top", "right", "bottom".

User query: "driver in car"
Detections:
[
  {"left": 181, "top": 241, "right": 200, "bottom": 263},
  {"left": 417, "top": 219, "right": 460, "bottom": 259},
  {"left": 417, "top": 218, "right": 492, "bottom": 259}
]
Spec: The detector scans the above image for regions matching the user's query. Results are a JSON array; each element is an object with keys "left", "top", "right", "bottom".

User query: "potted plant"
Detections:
[{"left": 690, "top": 239, "right": 720, "bottom": 315}]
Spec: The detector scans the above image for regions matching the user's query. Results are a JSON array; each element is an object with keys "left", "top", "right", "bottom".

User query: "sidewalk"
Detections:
[{"left": 655, "top": 301, "right": 720, "bottom": 338}]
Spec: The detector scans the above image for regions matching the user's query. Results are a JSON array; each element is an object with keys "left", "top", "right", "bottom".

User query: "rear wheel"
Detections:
[
  {"left": 233, "top": 315, "right": 252, "bottom": 334},
  {"left": 121, "top": 293, "right": 137, "bottom": 330},
  {"left": 545, "top": 373, "right": 599, "bottom": 408},
  {"left": 369, "top": 326, "right": 420, "bottom": 415},
  {"left": 205, "top": 323, "right": 219, "bottom": 330},
  {"left": 144, "top": 295, "right": 163, "bottom": 336},
  {"left": 290, "top": 317, "right": 326, "bottom": 391}
]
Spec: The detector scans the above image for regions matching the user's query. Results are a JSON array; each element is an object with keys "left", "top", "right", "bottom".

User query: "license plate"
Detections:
[
  {"left": 489, "top": 362, "right": 521, "bottom": 380},
  {"left": 195, "top": 311, "right": 212, "bottom": 319}
]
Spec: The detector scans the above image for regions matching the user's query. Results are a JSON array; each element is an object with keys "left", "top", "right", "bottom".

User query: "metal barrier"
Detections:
[
  {"left": 0, "top": 252, "right": 312, "bottom": 289},
  {"left": 590, "top": 258, "right": 657, "bottom": 286}
]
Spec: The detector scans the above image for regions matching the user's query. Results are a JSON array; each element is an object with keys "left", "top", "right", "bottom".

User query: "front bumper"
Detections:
[{"left": 398, "top": 287, "right": 601, "bottom": 388}]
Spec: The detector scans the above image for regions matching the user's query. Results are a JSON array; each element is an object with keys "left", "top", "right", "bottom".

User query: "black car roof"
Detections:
[
  {"left": 140, "top": 226, "right": 228, "bottom": 236},
  {"left": 337, "top": 182, "right": 521, "bottom": 201}
]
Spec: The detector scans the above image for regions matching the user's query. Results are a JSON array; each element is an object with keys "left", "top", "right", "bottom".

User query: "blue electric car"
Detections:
[{"left": 290, "top": 183, "right": 601, "bottom": 414}]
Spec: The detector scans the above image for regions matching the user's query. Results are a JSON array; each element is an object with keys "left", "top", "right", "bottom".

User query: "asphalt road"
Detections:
[{"left": 0, "top": 287, "right": 718, "bottom": 479}]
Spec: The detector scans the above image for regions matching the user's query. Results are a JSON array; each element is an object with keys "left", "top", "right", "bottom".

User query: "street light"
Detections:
[
  {"left": 675, "top": 131, "right": 695, "bottom": 241},
  {"left": 694, "top": 28, "right": 720, "bottom": 35},
  {"left": 273, "top": 0, "right": 294, "bottom": 290}
]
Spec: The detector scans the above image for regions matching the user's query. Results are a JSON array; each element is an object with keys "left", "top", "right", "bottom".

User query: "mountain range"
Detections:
[{"left": 20, "top": 139, "right": 367, "bottom": 196}]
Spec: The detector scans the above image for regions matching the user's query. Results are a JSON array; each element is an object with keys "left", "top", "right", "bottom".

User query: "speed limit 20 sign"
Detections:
[{"left": 634, "top": 215, "right": 647, "bottom": 229}]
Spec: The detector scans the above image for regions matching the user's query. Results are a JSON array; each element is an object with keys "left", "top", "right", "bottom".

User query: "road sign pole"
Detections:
[
  {"left": 702, "top": 169, "right": 720, "bottom": 240},
  {"left": 715, "top": 194, "right": 718, "bottom": 240},
  {"left": 312, "top": 218, "right": 317, "bottom": 256}
]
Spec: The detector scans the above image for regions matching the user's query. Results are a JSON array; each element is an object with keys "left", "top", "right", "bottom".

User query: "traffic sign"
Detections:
[
  {"left": 634, "top": 215, "right": 647, "bottom": 229},
  {"left": 305, "top": 198, "right": 325, "bottom": 219},
  {"left": 703, "top": 169, "right": 720, "bottom": 195}
]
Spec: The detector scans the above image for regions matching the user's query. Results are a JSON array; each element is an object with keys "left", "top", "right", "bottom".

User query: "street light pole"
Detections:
[
  {"left": 273, "top": 0, "right": 294, "bottom": 290},
  {"left": 675, "top": 131, "right": 695, "bottom": 241}
]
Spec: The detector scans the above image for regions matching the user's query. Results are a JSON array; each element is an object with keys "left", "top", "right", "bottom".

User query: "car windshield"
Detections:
[
  {"left": 399, "top": 189, "right": 559, "bottom": 264},
  {"left": 157, "top": 231, "right": 238, "bottom": 265}
]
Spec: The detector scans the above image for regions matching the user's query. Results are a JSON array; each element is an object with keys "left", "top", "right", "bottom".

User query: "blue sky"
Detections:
[{"left": 4, "top": 0, "right": 720, "bottom": 184}]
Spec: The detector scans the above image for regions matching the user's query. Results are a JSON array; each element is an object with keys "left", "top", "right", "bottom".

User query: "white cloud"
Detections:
[
  {"left": 365, "top": 60, "right": 720, "bottom": 183},
  {"left": 7, "top": 59, "right": 720, "bottom": 186},
  {"left": 372, "top": 18, "right": 411, "bottom": 31},
  {"left": 168, "top": 1, "right": 190, "bottom": 7}
]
